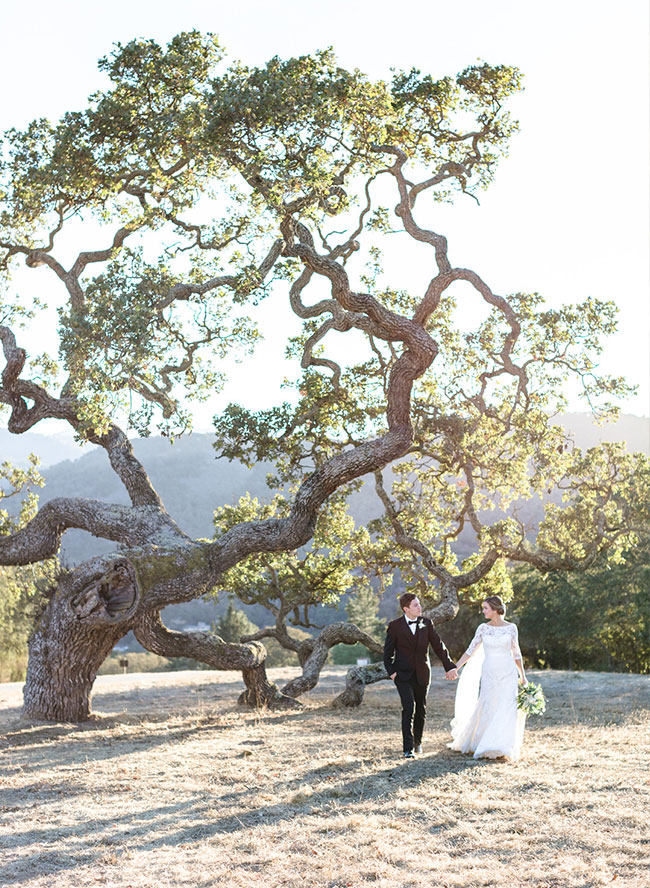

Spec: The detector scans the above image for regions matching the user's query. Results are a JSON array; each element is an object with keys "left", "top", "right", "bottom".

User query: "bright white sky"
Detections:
[{"left": 1, "top": 0, "right": 648, "bottom": 432}]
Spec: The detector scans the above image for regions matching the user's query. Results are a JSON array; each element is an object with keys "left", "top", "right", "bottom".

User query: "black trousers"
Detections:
[{"left": 395, "top": 676, "right": 428, "bottom": 752}]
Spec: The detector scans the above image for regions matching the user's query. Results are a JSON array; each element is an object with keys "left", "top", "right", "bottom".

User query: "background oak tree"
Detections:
[{"left": 0, "top": 32, "right": 646, "bottom": 721}]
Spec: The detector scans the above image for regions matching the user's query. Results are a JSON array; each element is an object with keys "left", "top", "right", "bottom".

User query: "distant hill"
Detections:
[
  {"left": 553, "top": 412, "right": 649, "bottom": 453},
  {"left": 1, "top": 412, "right": 647, "bottom": 641},
  {"left": 0, "top": 428, "right": 96, "bottom": 467},
  {"left": 34, "top": 436, "right": 276, "bottom": 564},
  {"left": 2, "top": 412, "right": 648, "bottom": 471},
  {"left": 2, "top": 412, "right": 647, "bottom": 566}
]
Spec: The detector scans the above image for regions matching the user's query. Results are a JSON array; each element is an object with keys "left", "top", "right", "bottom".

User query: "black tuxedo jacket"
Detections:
[{"left": 383, "top": 616, "right": 456, "bottom": 687}]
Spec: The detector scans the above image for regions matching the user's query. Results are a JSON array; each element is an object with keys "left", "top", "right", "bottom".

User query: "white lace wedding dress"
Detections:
[{"left": 448, "top": 622, "right": 526, "bottom": 761}]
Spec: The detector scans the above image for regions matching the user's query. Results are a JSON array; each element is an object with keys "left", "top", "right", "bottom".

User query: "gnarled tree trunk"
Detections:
[
  {"left": 332, "top": 662, "right": 390, "bottom": 709},
  {"left": 24, "top": 619, "right": 124, "bottom": 722},
  {"left": 280, "top": 622, "right": 383, "bottom": 698},
  {"left": 133, "top": 610, "right": 301, "bottom": 710},
  {"left": 239, "top": 666, "right": 301, "bottom": 709},
  {"left": 23, "top": 559, "right": 139, "bottom": 721}
]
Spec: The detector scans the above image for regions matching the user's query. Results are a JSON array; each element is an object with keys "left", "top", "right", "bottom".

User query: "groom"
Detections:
[{"left": 383, "top": 592, "right": 458, "bottom": 758}]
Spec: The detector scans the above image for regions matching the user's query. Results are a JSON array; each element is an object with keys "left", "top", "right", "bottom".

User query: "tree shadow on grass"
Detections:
[
  {"left": 3, "top": 737, "right": 615, "bottom": 887},
  {"left": 0, "top": 692, "right": 359, "bottom": 774},
  {"left": 3, "top": 674, "right": 648, "bottom": 885},
  {"left": 0, "top": 707, "right": 249, "bottom": 775},
  {"left": 0, "top": 747, "right": 485, "bottom": 885}
]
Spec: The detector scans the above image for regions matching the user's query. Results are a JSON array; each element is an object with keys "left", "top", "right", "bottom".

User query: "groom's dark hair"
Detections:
[{"left": 399, "top": 592, "right": 417, "bottom": 611}]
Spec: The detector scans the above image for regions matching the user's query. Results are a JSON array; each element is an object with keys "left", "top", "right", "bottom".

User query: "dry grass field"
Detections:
[{"left": 0, "top": 667, "right": 648, "bottom": 888}]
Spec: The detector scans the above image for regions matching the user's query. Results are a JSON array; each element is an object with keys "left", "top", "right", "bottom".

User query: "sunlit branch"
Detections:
[
  {"left": 69, "top": 224, "right": 140, "bottom": 283},
  {"left": 154, "top": 238, "right": 284, "bottom": 311},
  {"left": 0, "top": 324, "right": 171, "bottom": 509},
  {"left": 0, "top": 496, "right": 183, "bottom": 565},
  {"left": 372, "top": 144, "right": 452, "bottom": 275}
]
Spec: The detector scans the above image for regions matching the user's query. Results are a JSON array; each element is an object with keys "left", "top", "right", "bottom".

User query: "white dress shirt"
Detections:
[{"left": 404, "top": 614, "right": 418, "bottom": 635}]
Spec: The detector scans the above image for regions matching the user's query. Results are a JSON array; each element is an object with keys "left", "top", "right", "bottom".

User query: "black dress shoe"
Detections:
[
  {"left": 403, "top": 750, "right": 415, "bottom": 759},
  {"left": 414, "top": 744, "right": 423, "bottom": 754}
]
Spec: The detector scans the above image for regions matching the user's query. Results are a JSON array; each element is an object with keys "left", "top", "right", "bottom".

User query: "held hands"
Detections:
[{"left": 390, "top": 669, "right": 458, "bottom": 680}]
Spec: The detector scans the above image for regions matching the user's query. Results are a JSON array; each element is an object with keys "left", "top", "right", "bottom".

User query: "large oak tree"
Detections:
[{"left": 1, "top": 33, "right": 645, "bottom": 721}]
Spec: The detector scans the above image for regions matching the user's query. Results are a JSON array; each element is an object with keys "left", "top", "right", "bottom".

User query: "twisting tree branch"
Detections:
[
  {"left": 0, "top": 497, "right": 183, "bottom": 565},
  {"left": 133, "top": 610, "right": 301, "bottom": 709},
  {"left": 280, "top": 622, "right": 383, "bottom": 698},
  {"left": 153, "top": 238, "right": 285, "bottom": 311},
  {"left": 0, "top": 325, "right": 175, "bottom": 512}
]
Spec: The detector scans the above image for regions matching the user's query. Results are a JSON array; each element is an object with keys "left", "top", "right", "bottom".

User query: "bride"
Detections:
[{"left": 448, "top": 595, "right": 527, "bottom": 761}]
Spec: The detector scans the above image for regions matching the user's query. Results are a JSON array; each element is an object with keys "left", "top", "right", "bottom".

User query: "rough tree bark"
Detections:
[
  {"left": 279, "top": 622, "right": 383, "bottom": 698},
  {"left": 0, "top": 166, "right": 448, "bottom": 720},
  {"left": 23, "top": 558, "right": 140, "bottom": 721},
  {"left": 2, "top": 52, "right": 636, "bottom": 724},
  {"left": 133, "top": 610, "right": 301, "bottom": 709},
  {"left": 332, "top": 662, "right": 389, "bottom": 710},
  {"left": 242, "top": 619, "right": 384, "bottom": 699}
]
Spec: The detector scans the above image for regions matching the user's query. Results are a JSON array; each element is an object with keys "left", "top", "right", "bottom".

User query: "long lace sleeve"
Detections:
[
  {"left": 510, "top": 623, "right": 522, "bottom": 659},
  {"left": 464, "top": 623, "right": 484, "bottom": 657}
]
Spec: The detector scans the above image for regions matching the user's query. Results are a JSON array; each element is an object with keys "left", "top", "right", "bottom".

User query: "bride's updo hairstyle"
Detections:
[{"left": 483, "top": 595, "right": 506, "bottom": 616}]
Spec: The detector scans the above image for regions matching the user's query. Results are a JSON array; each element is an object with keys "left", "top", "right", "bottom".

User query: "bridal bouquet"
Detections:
[{"left": 517, "top": 682, "right": 546, "bottom": 716}]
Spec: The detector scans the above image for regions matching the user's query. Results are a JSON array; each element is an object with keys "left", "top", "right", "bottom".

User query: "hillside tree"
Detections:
[{"left": 0, "top": 32, "right": 645, "bottom": 721}]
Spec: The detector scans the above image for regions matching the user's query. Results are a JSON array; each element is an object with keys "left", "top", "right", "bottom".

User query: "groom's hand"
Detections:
[
  {"left": 445, "top": 668, "right": 458, "bottom": 681},
  {"left": 389, "top": 672, "right": 396, "bottom": 680}
]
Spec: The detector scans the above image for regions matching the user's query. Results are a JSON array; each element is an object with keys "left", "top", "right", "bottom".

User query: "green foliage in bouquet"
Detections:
[{"left": 517, "top": 681, "right": 546, "bottom": 716}]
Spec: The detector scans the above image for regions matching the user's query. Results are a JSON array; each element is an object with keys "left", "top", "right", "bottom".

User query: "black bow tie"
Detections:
[{"left": 407, "top": 619, "right": 418, "bottom": 625}]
